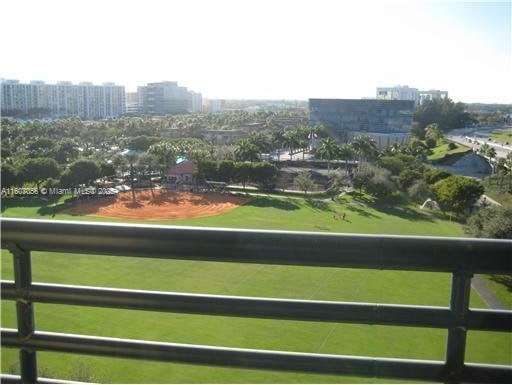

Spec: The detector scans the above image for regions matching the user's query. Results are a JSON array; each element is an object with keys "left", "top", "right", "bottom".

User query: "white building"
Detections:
[
  {"left": 205, "top": 99, "right": 223, "bottom": 113},
  {"left": 1, "top": 79, "right": 125, "bottom": 119},
  {"left": 418, "top": 89, "right": 449, "bottom": 104},
  {"left": 187, "top": 91, "right": 203, "bottom": 113},
  {"left": 376, "top": 85, "right": 448, "bottom": 105},
  {"left": 125, "top": 91, "right": 139, "bottom": 115},
  {"left": 376, "top": 85, "right": 419, "bottom": 102}
]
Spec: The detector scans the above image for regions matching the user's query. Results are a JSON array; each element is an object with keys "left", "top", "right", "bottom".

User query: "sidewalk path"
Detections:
[{"left": 471, "top": 275, "right": 506, "bottom": 310}]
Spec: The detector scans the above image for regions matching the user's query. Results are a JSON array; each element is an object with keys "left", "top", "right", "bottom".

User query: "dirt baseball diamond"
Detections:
[{"left": 66, "top": 190, "right": 253, "bottom": 220}]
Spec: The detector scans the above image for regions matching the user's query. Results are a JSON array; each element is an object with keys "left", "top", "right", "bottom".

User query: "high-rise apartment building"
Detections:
[
  {"left": 376, "top": 85, "right": 448, "bottom": 105},
  {"left": 125, "top": 91, "right": 140, "bottom": 115},
  {"left": 1, "top": 79, "right": 125, "bottom": 119},
  {"left": 188, "top": 91, "right": 203, "bottom": 113},
  {"left": 137, "top": 81, "right": 189, "bottom": 115}
]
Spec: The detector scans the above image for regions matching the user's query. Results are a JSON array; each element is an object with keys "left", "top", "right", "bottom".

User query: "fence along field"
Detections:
[{"left": 1, "top": 193, "right": 511, "bottom": 382}]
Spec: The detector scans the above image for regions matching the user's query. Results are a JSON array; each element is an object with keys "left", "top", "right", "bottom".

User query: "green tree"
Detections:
[
  {"left": 424, "top": 168, "right": 451, "bottom": 185},
  {"left": 148, "top": 142, "right": 177, "bottom": 176},
  {"left": 479, "top": 143, "right": 491, "bottom": 157},
  {"left": 328, "top": 169, "right": 346, "bottom": 194},
  {"left": 425, "top": 123, "right": 443, "bottom": 143},
  {"left": 1, "top": 163, "right": 19, "bottom": 188},
  {"left": 407, "top": 180, "right": 430, "bottom": 203},
  {"left": 197, "top": 160, "right": 219, "bottom": 181},
  {"left": 351, "top": 136, "right": 377, "bottom": 167},
  {"left": 432, "top": 175, "right": 484, "bottom": 213},
  {"left": 217, "top": 160, "right": 236, "bottom": 183},
  {"left": 20, "top": 158, "right": 60, "bottom": 189},
  {"left": 283, "top": 130, "right": 300, "bottom": 159},
  {"left": 364, "top": 166, "right": 396, "bottom": 198},
  {"left": 234, "top": 162, "right": 252, "bottom": 191},
  {"left": 65, "top": 160, "right": 100, "bottom": 187},
  {"left": 98, "top": 162, "right": 116, "bottom": 179},
  {"left": 466, "top": 206, "right": 512, "bottom": 239},
  {"left": 126, "top": 135, "right": 161, "bottom": 152},
  {"left": 352, "top": 166, "right": 373, "bottom": 193},
  {"left": 251, "top": 162, "right": 278, "bottom": 190},
  {"left": 54, "top": 139, "right": 79, "bottom": 163},
  {"left": 337, "top": 143, "right": 355, "bottom": 174},
  {"left": 271, "top": 130, "right": 286, "bottom": 161},
  {"left": 138, "top": 153, "right": 160, "bottom": 197},
  {"left": 397, "top": 169, "right": 423, "bottom": 191},
  {"left": 125, "top": 152, "right": 139, "bottom": 201},
  {"left": 315, "top": 138, "right": 339, "bottom": 171},
  {"left": 294, "top": 171, "right": 315, "bottom": 195},
  {"left": 414, "top": 98, "right": 473, "bottom": 131},
  {"left": 406, "top": 138, "right": 430, "bottom": 156},
  {"left": 235, "top": 138, "right": 259, "bottom": 162}
]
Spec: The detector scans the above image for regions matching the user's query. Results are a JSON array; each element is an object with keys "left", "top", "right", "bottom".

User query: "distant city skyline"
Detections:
[{"left": 1, "top": 0, "right": 510, "bottom": 104}]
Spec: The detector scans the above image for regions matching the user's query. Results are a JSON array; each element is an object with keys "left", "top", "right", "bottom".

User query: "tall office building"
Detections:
[
  {"left": 309, "top": 99, "right": 414, "bottom": 147},
  {"left": 376, "top": 85, "right": 448, "bottom": 105},
  {"left": 137, "top": 81, "right": 189, "bottom": 115},
  {"left": 1, "top": 79, "right": 125, "bottom": 119}
]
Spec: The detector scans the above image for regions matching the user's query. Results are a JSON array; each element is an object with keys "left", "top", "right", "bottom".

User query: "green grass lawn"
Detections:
[
  {"left": 1, "top": 193, "right": 465, "bottom": 236},
  {"left": 427, "top": 139, "right": 471, "bottom": 162},
  {"left": 490, "top": 128, "right": 512, "bottom": 144},
  {"left": 1, "top": 193, "right": 510, "bottom": 383}
]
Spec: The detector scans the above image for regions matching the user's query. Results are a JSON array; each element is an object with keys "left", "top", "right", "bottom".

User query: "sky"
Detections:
[{"left": 1, "top": 0, "right": 510, "bottom": 103}]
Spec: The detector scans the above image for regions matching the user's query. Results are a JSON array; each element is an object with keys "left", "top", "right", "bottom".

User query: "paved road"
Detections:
[{"left": 448, "top": 127, "right": 512, "bottom": 159}]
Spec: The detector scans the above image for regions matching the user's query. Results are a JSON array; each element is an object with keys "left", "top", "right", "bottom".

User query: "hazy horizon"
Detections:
[{"left": 1, "top": 0, "right": 510, "bottom": 104}]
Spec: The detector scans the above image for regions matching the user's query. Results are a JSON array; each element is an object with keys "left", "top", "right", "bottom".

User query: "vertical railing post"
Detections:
[
  {"left": 9, "top": 243, "right": 38, "bottom": 383},
  {"left": 445, "top": 270, "right": 473, "bottom": 383}
]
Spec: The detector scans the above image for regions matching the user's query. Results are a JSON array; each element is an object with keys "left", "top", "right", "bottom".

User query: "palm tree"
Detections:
[
  {"left": 125, "top": 151, "right": 139, "bottom": 202},
  {"left": 283, "top": 130, "right": 300, "bottom": 160},
  {"left": 271, "top": 130, "right": 286, "bottom": 161},
  {"left": 315, "top": 137, "right": 339, "bottom": 171},
  {"left": 148, "top": 141, "right": 177, "bottom": 177},
  {"left": 479, "top": 143, "right": 491, "bottom": 157},
  {"left": 138, "top": 153, "right": 160, "bottom": 198},
  {"left": 337, "top": 143, "right": 355, "bottom": 174},
  {"left": 351, "top": 136, "right": 377, "bottom": 169},
  {"left": 235, "top": 138, "right": 259, "bottom": 162}
]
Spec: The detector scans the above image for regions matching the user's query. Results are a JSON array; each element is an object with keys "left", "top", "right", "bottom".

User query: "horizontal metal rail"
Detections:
[
  {"left": 2, "top": 328, "right": 511, "bottom": 383},
  {"left": 0, "top": 374, "right": 84, "bottom": 384},
  {"left": 2, "top": 218, "right": 512, "bottom": 273},
  {"left": 1, "top": 218, "right": 511, "bottom": 383},
  {"left": 2, "top": 281, "right": 511, "bottom": 332}
]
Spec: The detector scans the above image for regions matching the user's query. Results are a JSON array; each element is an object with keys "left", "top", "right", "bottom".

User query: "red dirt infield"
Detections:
[{"left": 66, "top": 190, "right": 253, "bottom": 220}]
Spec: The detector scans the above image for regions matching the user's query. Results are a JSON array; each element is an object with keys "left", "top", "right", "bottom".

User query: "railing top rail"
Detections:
[{"left": 2, "top": 218, "right": 511, "bottom": 273}]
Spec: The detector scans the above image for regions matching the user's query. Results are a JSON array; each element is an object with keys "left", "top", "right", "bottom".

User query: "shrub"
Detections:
[
  {"left": 424, "top": 168, "right": 451, "bottom": 185},
  {"left": 397, "top": 169, "right": 423, "bottom": 190},
  {"left": 466, "top": 206, "right": 512, "bottom": 239},
  {"left": 425, "top": 137, "right": 437, "bottom": 148},
  {"left": 407, "top": 180, "right": 430, "bottom": 202},
  {"left": 432, "top": 175, "right": 484, "bottom": 213},
  {"left": 294, "top": 171, "right": 316, "bottom": 195}
]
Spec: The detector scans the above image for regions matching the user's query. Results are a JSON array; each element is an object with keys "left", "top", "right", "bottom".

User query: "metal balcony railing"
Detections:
[{"left": 1, "top": 218, "right": 511, "bottom": 383}]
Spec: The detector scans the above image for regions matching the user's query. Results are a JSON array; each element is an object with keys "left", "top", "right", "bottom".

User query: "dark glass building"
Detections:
[{"left": 309, "top": 99, "right": 414, "bottom": 143}]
